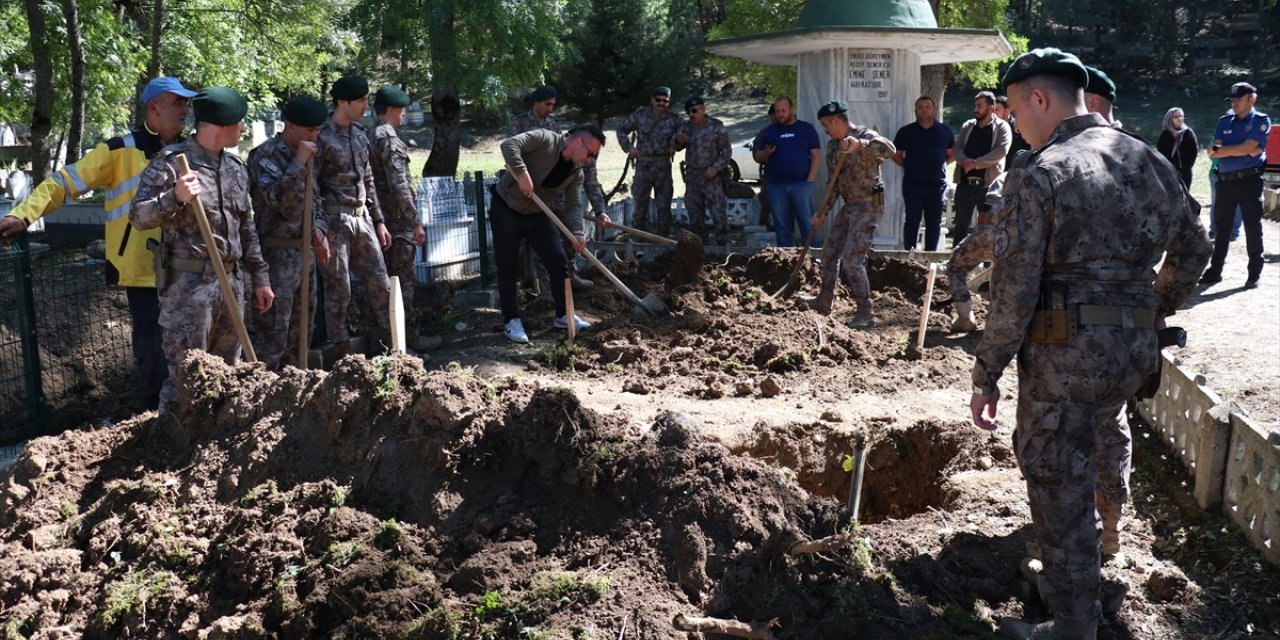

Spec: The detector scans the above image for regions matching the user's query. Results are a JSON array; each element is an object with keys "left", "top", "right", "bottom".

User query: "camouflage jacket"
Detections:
[
  {"left": 617, "top": 107, "right": 683, "bottom": 158},
  {"left": 247, "top": 135, "right": 327, "bottom": 243},
  {"left": 677, "top": 117, "right": 730, "bottom": 171},
  {"left": 367, "top": 121, "right": 422, "bottom": 239},
  {"left": 508, "top": 111, "right": 561, "bottom": 136},
  {"left": 972, "top": 113, "right": 1211, "bottom": 392},
  {"left": 315, "top": 117, "right": 384, "bottom": 224},
  {"left": 130, "top": 138, "right": 270, "bottom": 288},
  {"left": 826, "top": 126, "right": 895, "bottom": 205}
]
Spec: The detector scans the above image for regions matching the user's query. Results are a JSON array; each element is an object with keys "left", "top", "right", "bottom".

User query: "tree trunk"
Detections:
[
  {"left": 138, "top": 0, "right": 165, "bottom": 127},
  {"left": 920, "top": 64, "right": 953, "bottom": 112},
  {"left": 23, "top": 0, "right": 54, "bottom": 184},
  {"left": 423, "top": 8, "right": 461, "bottom": 177},
  {"left": 62, "top": 0, "right": 85, "bottom": 164}
]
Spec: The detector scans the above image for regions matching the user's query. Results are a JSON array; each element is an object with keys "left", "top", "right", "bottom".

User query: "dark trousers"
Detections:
[
  {"left": 126, "top": 286, "right": 167, "bottom": 411},
  {"left": 902, "top": 181, "right": 946, "bottom": 250},
  {"left": 489, "top": 188, "right": 567, "bottom": 322},
  {"left": 951, "top": 180, "right": 987, "bottom": 245},
  {"left": 1208, "top": 174, "right": 1265, "bottom": 279}
]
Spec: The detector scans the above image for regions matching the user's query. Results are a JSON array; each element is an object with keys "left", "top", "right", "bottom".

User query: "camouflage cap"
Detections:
[
  {"left": 330, "top": 76, "right": 369, "bottom": 102},
  {"left": 1084, "top": 66, "right": 1117, "bottom": 103},
  {"left": 652, "top": 86, "right": 672, "bottom": 97},
  {"left": 684, "top": 96, "right": 705, "bottom": 112},
  {"left": 192, "top": 86, "right": 248, "bottom": 126},
  {"left": 281, "top": 96, "right": 328, "bottom": 127},
  {"left": 1001, "top": 47, "right": 1088, "bottom": 92},
  {"left": 816, "top": 100, "right": 847, "bottom": 119},
  {"left": 530, "top": 85, "right": 557, "bottom": 102},
  {"left": 374, "top": 86, "right": 411, "bottom": 108}
]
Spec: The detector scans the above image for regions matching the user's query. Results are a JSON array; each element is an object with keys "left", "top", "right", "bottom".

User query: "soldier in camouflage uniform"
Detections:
[
  {"left": 368, "top": 86, "right": 427, "bottom": 349},
  {"left": 945, "top": 171, "right": 1010, "bottom": 333},
  {"left": 674, "top": 97, "right": 730, "bottom": 245},
  {"left": 129, "top": 87, "right": 274, "bottom": 408},
  {"left": 617, "top": 86, "right": 683, "bottom": 235},
  {"left": 508, "top": 85, "right": 609, "bottom": 289},
  {"left": 970, "top": 49, "right": 1209, "bottom": 640},
  {"left": 805, "top": 101, "right": 895, "bottom": 327},
  {"left": 247, "top": 96, "right": 331, "bottom": 371},
  {"left": 315, "top": 76, "right": 394, "bottom": 357}
]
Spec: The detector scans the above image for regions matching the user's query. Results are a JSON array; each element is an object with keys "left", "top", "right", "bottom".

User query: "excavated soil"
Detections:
[{"left": 1, "top": 248, "right": 1278, "bottom": 639}]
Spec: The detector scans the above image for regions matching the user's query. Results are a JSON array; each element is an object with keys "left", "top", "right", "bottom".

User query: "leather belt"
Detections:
[
  {"left": 1216, "top": 166, "right": 1264, "bottom": 181},
  {"left": 260, "top": 236, "right": 304, "bottom": 250},
  {"left": 323, "top": 203, "right": 368, "bottom": 217},
  {"left": 1077, "top": 305, "right": 1155, "bottom": 329}
]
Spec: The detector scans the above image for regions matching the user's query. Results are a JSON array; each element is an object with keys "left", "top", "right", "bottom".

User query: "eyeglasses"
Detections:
[
  {"left": 652, "top": 97, "right": 670, "bottom": 103},
  {"left": 689, "top": 107, "right": 704, "bottom": 113}
]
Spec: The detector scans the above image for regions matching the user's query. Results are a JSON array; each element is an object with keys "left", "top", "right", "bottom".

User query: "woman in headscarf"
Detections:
[{"left": 1156, "top": 107, "right": 1198, "bottom": 188}]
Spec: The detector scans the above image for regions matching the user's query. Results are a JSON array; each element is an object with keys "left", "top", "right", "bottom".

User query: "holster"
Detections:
[
  {"left": 146, "top": 233, "right": 173, "bottom": 293},
  {"left": 1029, "top": 282, "right": 1075, "bottom": 344},
  {"left": 1135, "top": 327, "right": 1187, "bottom": 399}
]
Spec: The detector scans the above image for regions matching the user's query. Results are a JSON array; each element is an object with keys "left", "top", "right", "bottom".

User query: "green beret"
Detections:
[
  {"left": 652, "top": 86, "right": 672, "bottom": 97},
  {"left": 1084, "top": 66, "right": 1116, "bottom": 103},
  {"left": 192, "top": 86, "right": 247, "bottom": 126},
  {"left": 330, "top": 76, "right": 369, "bottom": 102},
  {"left": 374, "top": 86, "right": 411, "bottom": 108},
  {"left": 1001, "top": 47, "right": 1088, "bottom": 92},
  {"left": 281, "top": 96, "right": 328, "bottom": 127},
  {"left": 530, "top": 85, "right": 557, "bottom": 102},
  {"left": 684, "top": 96, "right": 704, "bottom": 112},
  {"left": 816, "top": 100, "right": 847, "bottom": 119}
]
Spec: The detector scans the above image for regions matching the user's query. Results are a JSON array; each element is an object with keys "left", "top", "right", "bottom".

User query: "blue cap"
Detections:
[{"left": 141, "top": 77, "right": 198, "bottom": 105}]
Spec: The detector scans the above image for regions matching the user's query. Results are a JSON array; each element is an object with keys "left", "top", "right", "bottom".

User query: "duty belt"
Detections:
[
  {"left": 260, "top": 236, "right": 304, "bottom": 250},
  {"left": 323, "top": 203, "right": 368, "bottom": 217},
  {"left": 172, "top": 256, "right": 237, "bottom": 275},
  {"left": 1216, "top": 166, "right": 1264, "bottom": 182},
  {"left": 1076, "top": 305, "right": 1156, "bottom": 329}
]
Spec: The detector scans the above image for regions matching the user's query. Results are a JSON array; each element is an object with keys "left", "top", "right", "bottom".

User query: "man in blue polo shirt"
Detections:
[
  {"left": 1200, "top": 82, "right": 1270, "bottom": 289},
  {"left": 754, "top": 96, "right": 821, "bottom": 247},
  {"left": 892, "top": 95, "right": 954, "bottom": 250}
]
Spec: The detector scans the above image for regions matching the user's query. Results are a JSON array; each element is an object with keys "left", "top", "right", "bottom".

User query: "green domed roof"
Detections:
[{"left": 796, "top": 0, "right": 938, "bottom": 29}]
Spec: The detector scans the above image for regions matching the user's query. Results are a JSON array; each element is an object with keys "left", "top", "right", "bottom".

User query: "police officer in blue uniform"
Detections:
[{"left": 1200, "top": 82, "right": 1270, "bottom": 289}]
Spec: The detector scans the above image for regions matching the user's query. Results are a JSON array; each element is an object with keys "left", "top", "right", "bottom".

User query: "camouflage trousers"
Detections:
[
  {"left": 158, "top": 269, "right": 245, "bottom": 405},
  {"left": 252, "top": 247, "right": 315, "bottom": 371},
  {"left": 631, "top": 159, "right": 673, "bottom": 234},
  {"left": 946, "top": 224, "right": 995, "bottom": 303},
  {"left": 1096, "top": 408, "right": 1132, "bottom": 550},
  {"left": 819, "top": 198, "right": 881, "bottom": 300},
  {"left": 384, "top": 236, "right": 418, "bottom": 338},
  {"left": 1014, "top": 324, "right": 1156, "bottom": 628},
  {"left": 685, "top": 171, "right": 729, "bottom": 245},
  {"left": 321, "top": 213, "right": 391, "bottom": 348}
]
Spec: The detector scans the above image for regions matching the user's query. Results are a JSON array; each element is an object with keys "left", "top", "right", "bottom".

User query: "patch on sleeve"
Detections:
[
  {"left": 993, "top": 229, "right": 1011, "bottom": 258},
  {"left": 259, "top": 158, "right": 280, "bottom": 176},
  {"left": 1263, "top": 121, "right": 1271, "bottom": 134}
]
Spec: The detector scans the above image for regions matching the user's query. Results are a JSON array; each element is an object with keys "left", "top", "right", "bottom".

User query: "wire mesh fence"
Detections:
[{"left": 0, "top": 232, "right": 134, "bottom": 446}]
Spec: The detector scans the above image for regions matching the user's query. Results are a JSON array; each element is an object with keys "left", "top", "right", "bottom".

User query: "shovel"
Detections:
[
  {"left": 529, "top": 193, "right": 669, "bottom": 317},
  {"left": 770, "top": 150, "right": 850, "bottom": 300},
  {"left": 586, "top": 215, "right": 704, "bottom": 255}
]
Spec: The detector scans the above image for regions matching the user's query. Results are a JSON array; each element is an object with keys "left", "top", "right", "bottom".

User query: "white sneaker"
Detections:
[
  {"left": 554, "top": 314, "right": 591, "bottom": 331},
  {"left": 504, "top": 318, "right": 529, "bottom": 344}
]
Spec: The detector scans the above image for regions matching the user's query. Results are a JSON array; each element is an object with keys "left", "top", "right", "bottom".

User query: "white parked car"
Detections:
[{"left": 729, "top": 139, "right": 763, "bottom": 183}]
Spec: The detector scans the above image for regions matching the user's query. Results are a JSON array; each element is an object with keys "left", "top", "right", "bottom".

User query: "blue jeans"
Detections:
[
  {"left": 902, "top": 181, "right": 946, "bottom": 250},
  {"left": 767, "top": 180, "right": 817, "bottom": 247},
  {"left": 1208, "top": 170, "right": 1243, "bottom": 239}
]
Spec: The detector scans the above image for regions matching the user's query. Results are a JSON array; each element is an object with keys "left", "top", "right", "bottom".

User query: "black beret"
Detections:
[
  {"left": 684, "top": 96, "right": 704, "bottom": 112},
  {"left": 281, "top": 96, "right": 328, "bottom": 127},
  {"left": 1084, "top": 66, "right": 1116, "bottom": 103},
  {"left": 530, "top": 85, "right": 557, "bottom": 102},
  {"left": 1001, "top": 47, "right": 1088, "bottom": 92},
  {"left": 1227, "top": 82, "right": 1257, "bottom": 100},
  {"left": 816, "top": 100, "right": 847, "bottom": 119},
  {"left": 192, "top": 86, "right": 248, "bottom": 126},
  {"left": 330, "top": 76, "right": 369, "bottom": 102},
  {"left": 374, "top": 86, "right": 411, "bottom": 108},
  {"left": 652, "top": 86, "right": 672, "bottom": 97}
]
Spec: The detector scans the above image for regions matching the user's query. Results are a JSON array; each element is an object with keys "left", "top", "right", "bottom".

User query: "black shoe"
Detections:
[
  {"left": 1199, "top": 272, "right": 1222, "bottom": 285},
  {"left": 1244, "top": 276, "right": 1260, "bottom": 289}
]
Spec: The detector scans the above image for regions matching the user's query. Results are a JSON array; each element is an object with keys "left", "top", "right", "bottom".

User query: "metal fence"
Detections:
[{"left": 0, "top": 232, "right": 134, "bottom": 445}]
